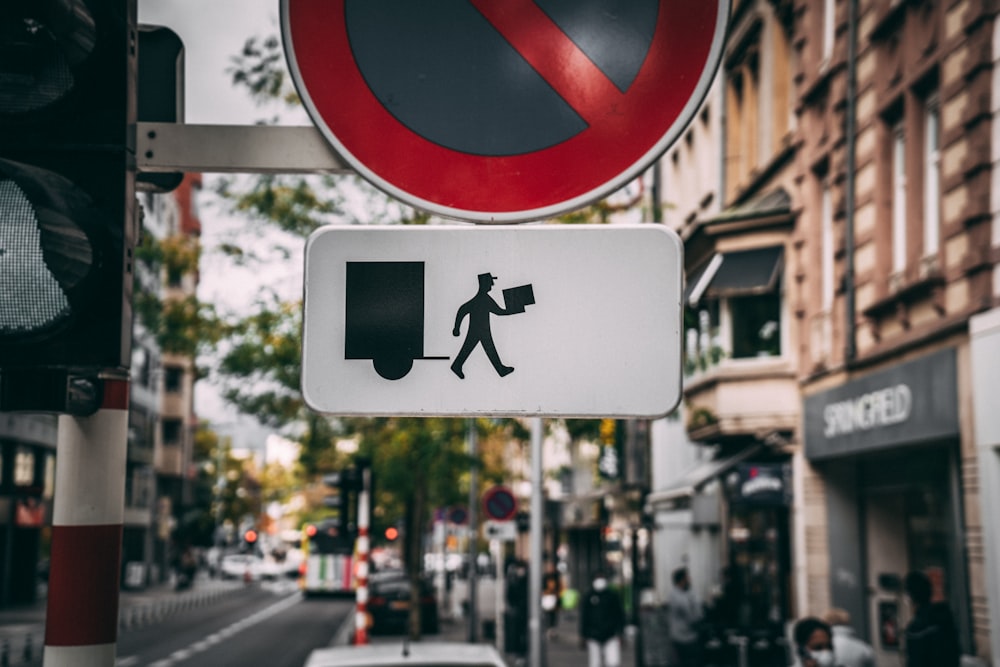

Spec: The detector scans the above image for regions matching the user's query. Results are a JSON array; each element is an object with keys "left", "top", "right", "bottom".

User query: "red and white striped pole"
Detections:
[
  {"left": 354, "top": 465, "right": 371, "bottom": 646},
  {"left": 44, "top": 378, "right": 129, "bottom": 667}
]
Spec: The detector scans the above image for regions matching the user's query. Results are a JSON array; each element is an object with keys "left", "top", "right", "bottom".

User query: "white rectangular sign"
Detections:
[
  {"left": 302, "top": 225, "right": 682, "bottom": 417},
  {"left": 483, "top": 520, "right": 517, "bottom": 542}
]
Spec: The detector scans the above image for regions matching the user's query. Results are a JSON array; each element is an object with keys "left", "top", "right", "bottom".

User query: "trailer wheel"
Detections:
[{"left": 373, "top": 354, "right": 414, "bottom": 380}]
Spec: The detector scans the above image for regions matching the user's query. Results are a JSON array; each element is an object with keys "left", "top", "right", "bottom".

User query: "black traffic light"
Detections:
[
  {"left": 0, "top": 1, "right": 137, "bottom": 389},
  {"left": 323, "top": 468, "right": 359, "bottom": 538}
]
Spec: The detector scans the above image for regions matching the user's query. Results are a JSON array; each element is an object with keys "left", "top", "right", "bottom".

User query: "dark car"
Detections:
[{"left": 368, "top": 571, "right": 439, "bottom": 635}]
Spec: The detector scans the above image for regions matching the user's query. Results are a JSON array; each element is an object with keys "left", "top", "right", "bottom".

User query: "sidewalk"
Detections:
[{"left": 0, "top": 573, "right": 247, "bottom": 666}]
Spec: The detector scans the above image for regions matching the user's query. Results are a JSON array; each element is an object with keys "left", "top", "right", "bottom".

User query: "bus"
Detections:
[{"left": 300, "top": 519, "right": 355, "bottom": 597}]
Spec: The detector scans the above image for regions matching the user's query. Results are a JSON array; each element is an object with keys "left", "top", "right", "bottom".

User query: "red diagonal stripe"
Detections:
[{"left": 470, "top": 0, "right": 627, "bottom": 126}]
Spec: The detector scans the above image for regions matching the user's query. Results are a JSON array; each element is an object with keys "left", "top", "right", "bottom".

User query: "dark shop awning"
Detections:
[
  {"left": 646, "top": 445, "right": 764, "bottom": 505},
  {"left": 687, "top": 246, "right": 784, "bottom": 305}
]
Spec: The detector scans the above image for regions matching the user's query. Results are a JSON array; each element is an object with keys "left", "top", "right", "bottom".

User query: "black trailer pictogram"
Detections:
[{"left": 345, "top": 261, "right": 447, "bottom": 380}]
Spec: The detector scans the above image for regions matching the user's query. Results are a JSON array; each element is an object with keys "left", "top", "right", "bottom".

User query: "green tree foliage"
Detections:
[
  {"left": 184, "top": 424, "right": 263, "bottom": 547},
  {"left": 217, "top": 292, "right": 302, "bottom": 428},
  {"left": 134, "top": 232, "right": 224, "bottom": 357}
]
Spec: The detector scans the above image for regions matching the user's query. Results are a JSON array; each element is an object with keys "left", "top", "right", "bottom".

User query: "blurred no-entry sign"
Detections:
[
  {"left": 282, "top": 0, "right": 730, "bottom": 222},
  {"left": 483, "top": 486, "right": 518, "bottom": 522}
]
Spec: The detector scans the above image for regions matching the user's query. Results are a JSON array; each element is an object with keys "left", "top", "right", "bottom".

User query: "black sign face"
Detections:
[{"left": 803, "top": 348, "right": 959, "bottom": 461}]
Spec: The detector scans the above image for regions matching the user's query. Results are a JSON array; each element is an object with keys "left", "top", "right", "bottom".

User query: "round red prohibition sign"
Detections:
[
  {"left": 282, "top": 0, "right": 730, "bottom": 223},
  {"left": 482, "top": 486, "right": 518, "bottom": 522}
]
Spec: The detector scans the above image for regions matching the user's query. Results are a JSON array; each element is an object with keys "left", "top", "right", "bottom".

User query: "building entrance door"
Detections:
[{"left": 861, "top": 447, "right": 962, "bottom": 665}]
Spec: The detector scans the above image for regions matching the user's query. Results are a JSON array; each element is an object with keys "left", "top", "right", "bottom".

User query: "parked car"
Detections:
[
  {"left": 219, "top": 554, "right": 261, "bottom": 581},
  {"left": 304, "top": 642, "right": 505, "bottom": 667},
  {"left": 367, "top": 570, "right": 439, "bottom": 635}
]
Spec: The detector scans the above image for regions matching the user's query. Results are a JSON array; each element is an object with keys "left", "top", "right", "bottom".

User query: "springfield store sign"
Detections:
[
  {"left": 804, "top": 348, "right": 959, "bottom": 461},
  {"left": 823, "top": 384, "right": 912, "bottom": 438}
]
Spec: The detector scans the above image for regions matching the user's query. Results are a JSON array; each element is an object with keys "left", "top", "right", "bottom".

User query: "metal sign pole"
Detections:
[
  {"left": 467, "top": 419, "right": 479, "bottom": 643},
  {"left": 493, "top": 538, "right": 505, "bottom": 652},
  {"left": 529, "top": 417, "right": 545, "bottom": 667}
]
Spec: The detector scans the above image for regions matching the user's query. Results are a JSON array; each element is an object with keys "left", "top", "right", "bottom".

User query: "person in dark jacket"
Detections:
[
  {"left": 505, "top": 560, "right": 529, "bottom": 655},
  {"left": 579, "top": 570, "right": 626, "bottom": 667},
  {"left": 903, "top": 571, "right": 961, "bottom": 667}
]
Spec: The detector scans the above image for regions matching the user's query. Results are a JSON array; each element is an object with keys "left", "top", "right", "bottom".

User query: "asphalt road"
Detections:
[{"left": 114, "top": 582, "right": 352, "bottom": 667}]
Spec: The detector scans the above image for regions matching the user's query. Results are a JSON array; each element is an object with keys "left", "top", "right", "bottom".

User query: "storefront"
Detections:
[
  {"left": 646, "top": 445, "right": 792, "bottom": 630},
  {"left": 804, "top": 348, "right": 972, "bottom": 662},
  {"left": 722, "top": 462, "right": 792, "bottom": 630},
  {"left": 0, "top": 415, "right": 57, "bottom": 606}
]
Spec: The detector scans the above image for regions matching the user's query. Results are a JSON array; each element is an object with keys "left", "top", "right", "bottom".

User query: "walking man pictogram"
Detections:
[{"left": 451, "top": 273, "right": 534, "bottom": 379}]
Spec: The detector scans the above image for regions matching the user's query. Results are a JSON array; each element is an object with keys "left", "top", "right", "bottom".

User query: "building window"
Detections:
[
  {"left": 685, "top": 301, "right": 722, "bottom": 375},
  {"left": 44, "top": 454, "right": 55, "bottom": 499},
  {"left": 167, "top": 266, "right": 183, "bottom": 288},
  {"left": 923, "top": 94, "right": 940, "bottom": 258},
  {"left": 14, "top": 448, "right": 35, "bottom": 486},
  {"left": 685, "top": 247, "right": 785, "bottom": 375},
  {"left": 164, "top": 366, "right": 184, "bottom": 393},
  {"left": 822, "top": 0, "right": 835, "bottom": 64},
  {"left": 821, "top": 179, "right": 834, "bottom": 311},
  {"left": 163, "top": 418, "right": 183, "bottom": 446},
  {"left": 728, "top": 292, "right": 782, "bottom": 358},
  {"left": 891, "top": 122, "right": 907, "bottom": 272}
]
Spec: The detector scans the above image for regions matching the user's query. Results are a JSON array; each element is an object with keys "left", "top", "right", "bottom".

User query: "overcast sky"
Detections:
[
  {"left": 139, "top": 0, "right": 304, "bottom": 125},
  {"left": 138, "top": 1, "right": 308, "bottom": 427}
]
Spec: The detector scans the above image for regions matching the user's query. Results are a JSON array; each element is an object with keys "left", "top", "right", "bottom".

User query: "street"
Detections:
[
  {"left": 0, "top": 579, "right": 352, "bottom": 667},
  {"left": 116, "top": 582, "right": 350, "bottom": 667}
]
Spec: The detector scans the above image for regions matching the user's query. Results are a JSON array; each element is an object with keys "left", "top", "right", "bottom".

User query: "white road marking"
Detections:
[{"left": 119, "top": 592, "right": 302, "bottom": 666}]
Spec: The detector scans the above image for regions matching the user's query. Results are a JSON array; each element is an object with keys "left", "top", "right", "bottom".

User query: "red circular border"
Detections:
[
  {"left": 286, "top": 1, "right": 722, "bottom": 219},
  {"left": 482, "top": 486, "right": 518, "bottom": 522}
]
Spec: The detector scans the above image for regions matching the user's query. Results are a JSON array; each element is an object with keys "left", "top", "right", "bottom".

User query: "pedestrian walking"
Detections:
[
  {"left": 542, "top": 562, "right": 562, "bottom": 637},
  {"left": 792, "top": 617, "right": 836, "bottom": 667},
  {"left": 579, "top": 570, "right": 626, "bottom": 667},
  {"left": 505, "top": 560, "right": 529, "bottom": 656},
  {"left": 667, "top": 567, "right": 702, "bottom": 666},
  {"left": 822, "top": 608, "right": 874, "bottom": 667},
  {"left": 903, "top": 570, "right": 961, "bottom": 667}
]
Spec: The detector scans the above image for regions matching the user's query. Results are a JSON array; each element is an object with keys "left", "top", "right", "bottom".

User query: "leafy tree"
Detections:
[
  {"left": 184, "top": 424, "right": 263, "bottom": 547},
  {"left": 134, "top": 231, "right": 225, "bottom": 357},
  {"left": 349, "top": 417, "right": 520, "bottom": 638}
]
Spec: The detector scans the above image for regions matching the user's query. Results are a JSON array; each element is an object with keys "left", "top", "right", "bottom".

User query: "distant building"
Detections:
[{"left": 132, "top": 174, "right": 203, "bottom": 585}]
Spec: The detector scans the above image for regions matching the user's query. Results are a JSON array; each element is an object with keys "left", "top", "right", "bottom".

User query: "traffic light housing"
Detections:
[
  {"left": 322, "top": 468, "right": 359, "bottom": 538},
  {"left": 0, "top": 0, "right": 137, "bottom": 385},
  {"left": 320, "top": 459, "right": 375, "bottom": 540}
]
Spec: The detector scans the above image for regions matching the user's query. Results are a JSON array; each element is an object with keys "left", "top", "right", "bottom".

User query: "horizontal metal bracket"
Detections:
[{"left": 136, "top": 122, "right": 355, "bottom": 174}]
